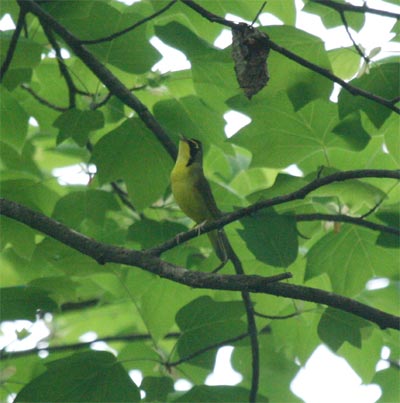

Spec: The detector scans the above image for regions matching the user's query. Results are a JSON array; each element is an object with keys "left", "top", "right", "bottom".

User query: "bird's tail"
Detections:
[{"left": 207, "top": 229, "right": 233, "bottom": 263}]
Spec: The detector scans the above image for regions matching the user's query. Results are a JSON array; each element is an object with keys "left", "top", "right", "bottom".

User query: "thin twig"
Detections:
[
  {"left": 91, "top": 84, "right": 147, "bottom": 110},
  {"left": 80, "top": 1, "right": 177, "bottom": 45},
  {"left": 254, "top": 309, "right": 314, "bottom": 320},
  {"left": 21, "top": 84, "right": 69, "bottom": 111},
  {"left": 251, "top": 1, "right": 267, "bottom": 27},
  {"left": 111, "top": 182, "right": 139, "bottom": 213},
  {"left": 338, "top": 11, "right": 369, "bottom": 64},
  {"left": 0, "top": 332, "right": 180, "bottom": 360},
  {"left": 181, "top": 0, "right": 400, "bottom": 114},
  {"left": 0, "top": 8, "right": 27, "bottom": 81},
  {"left": 41, "top": 23, "right": 76, "bottom": 108},
  {"left": 167, "top": 332, "right": 248, "bottom": 368},
  {"left": 359, "top": 198, "right": 387, "bottom": 219},
  {"left": 182, "top": 0, "right": 236, "bottom": 28},
  {"left": 311, "top": 0, "right": 400, "bottom": 20},
  {"left": 295, "top": 213, "right": 400, "bottom": 236}
]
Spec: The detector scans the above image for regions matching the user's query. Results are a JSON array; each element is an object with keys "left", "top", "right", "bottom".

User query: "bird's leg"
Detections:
[{"left": 194, "top": 220, "right": 208, "bottom": 236}]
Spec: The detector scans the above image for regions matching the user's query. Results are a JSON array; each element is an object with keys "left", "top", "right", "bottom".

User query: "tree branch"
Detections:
[
  {"left": 18, "top": 0, "right": 177, "bottom": 160},
  {"left": 150, "top": 170, "right": 400, "bottom": 256},
  {"left": 311, "top": 0, "right": 400, "bottom": 20},
  {"left": 1, "top": 197, "right": 399, "bottom": 330},
  {"left": 80, "top": 1, "right": 177, "bottom": 45},
  {"left": 0, "top": 8, "right": 27, "bottom": 81},
  {"left": 181, "top": 0, "right": 400, "bottom": 114}
]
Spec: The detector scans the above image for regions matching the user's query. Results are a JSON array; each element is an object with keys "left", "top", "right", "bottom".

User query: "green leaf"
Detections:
[
  {"left": 271, "top": 308, "right": 321, "bottom": 365},
  {"left": 30, "top": 237, "right": 108, "bottom": 277},
  {"left": 0, "top": 354, "right": 46, "bottom": 401},
  {"left": 174, "top": 385, "right": 267, "bottom": 403},
  {"left": 383, "top": 113, "right": 400, "bottom": 165},
  {"left": 317, "top": 308, "right": 370, "bottom": 351},
  {"left": 332, "top": 112, "right": 370, "bottom": 151},
  {"left": 52, "top": 189, "right": 120, "bottom": 229},
  {"left": 54, "top": 109, "right": 104, "bottom": 146},
  {"left": 305, "top": 226, "right": 399, "bottom": 296},
  {"left": 230, "top": 96, "right": 366, "bottom": 169},
  {"left": 0, "top": 286, "right": 58, "bottom": 321},
  {"left": 128, "top": 218, "right": 186, "bottom": 249},
  {"left": 0, "top": 85, "right": 29, "bottom": 152},
  {"left": 338, "top": 329, "right": 382, "bottom": 383},
  {"left": 153, "top": 95, "right": 226, "bottom": 146},
  {"left": 359, "top": 282, "right": 400, "bottom": 316},
  {"left": 260, "top": 25, "right": 333, "bottom": 109},
  {"left": 155, "top": 22, "right": 239, "bottom": 110},
  {"left": 2, "top": 68, "right": 33, "bottom": 91},
  {"left": 141, "top": 376, "right": 174, "bottom": 402},
  {"left": 28, "top": 276, "right": 78, "bottom": 305},
  {"left": 0, "top": 179, "right": 60, "bottom": 215},
  {"left": 238, "top": 209, "right": 298, "bottom": 268},
  {"left": 14, "top": 351, "right": 140, "bottom": 402},
  {"left": 375, "top": 207, "right": 400, "bottom": 248},
  {"left": 303, "top": 1, "right": 364, "bottom": 31},
  {"left": 124, "top": 270, "right": 203, "bottom": 341},
  {"left": 328, "top": 47, "right": 361, "bottom": 80},
  {"left": 230, "top": 167, "right": 278, "bottom": 197},
  {"left": 42, "top": 0, "right": 94, "bottom": 19},
  {"left": 373, "top": 368, "right": 400, "bottom": 403},
  {"left": 175, "top": 296, "right": 246, "bottom": 368},
  {"left": 0, "top": 216, "right": 36, "bottom": 260},
  {"left": 91, "top": 118, "right": 173, "bottom": 210},
  {"left": 118, "top": 340, "right": 162, "bottom": 377},
  {"left": 0, "top": 32, "right": 43, "bottom": 70},
  {"left": 53, "top": 2, "right": 160, "bottom": 74},
  {"left": 232, "top": 333, "right": 303, "bottom": 402},
  {"left": 248, "top": 173, "right": 307, "bottom": 203},
  {"left": 0, "top": 140, "right": 42, "bottom": 177},
  {"left": 391, "top": 20, "right": 399, "bottom": 42},
  {"left": 263, "top": 0, "right": 296, "bottom": 25},
  {"left": 309, "top": 171, "right": 386, "bottom": 213},
  {"left": 338, "top": 62, "right": 400, "bottom": 128}
]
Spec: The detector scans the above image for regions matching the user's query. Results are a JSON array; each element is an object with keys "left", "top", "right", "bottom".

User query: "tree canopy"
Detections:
[{"left": 0, "top": 0, "right": 399, "bottom": 402}]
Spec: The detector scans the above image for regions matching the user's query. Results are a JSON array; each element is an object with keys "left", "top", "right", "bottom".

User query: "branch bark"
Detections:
[{"left": 1, "top": 197, "right": 399, "bottom": 331}]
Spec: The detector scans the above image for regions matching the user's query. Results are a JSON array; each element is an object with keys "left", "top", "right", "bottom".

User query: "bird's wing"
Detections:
[{"left": 194, "top": 174, "right": 222, "bottom": 219}]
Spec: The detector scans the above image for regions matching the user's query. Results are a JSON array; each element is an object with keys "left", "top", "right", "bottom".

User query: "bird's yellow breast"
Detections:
[{"left": 170, "top": 163, "right": 213, "bottom": 224}]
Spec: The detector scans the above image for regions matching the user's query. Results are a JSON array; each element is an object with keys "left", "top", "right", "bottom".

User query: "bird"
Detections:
[{"left": 170, "top": 136, "right": 231, "bottom": 265}]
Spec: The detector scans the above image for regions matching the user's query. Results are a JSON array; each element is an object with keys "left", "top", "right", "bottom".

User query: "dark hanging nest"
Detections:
[{"left": 232, "top": 23, "right": 270, "bottom": 99}]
